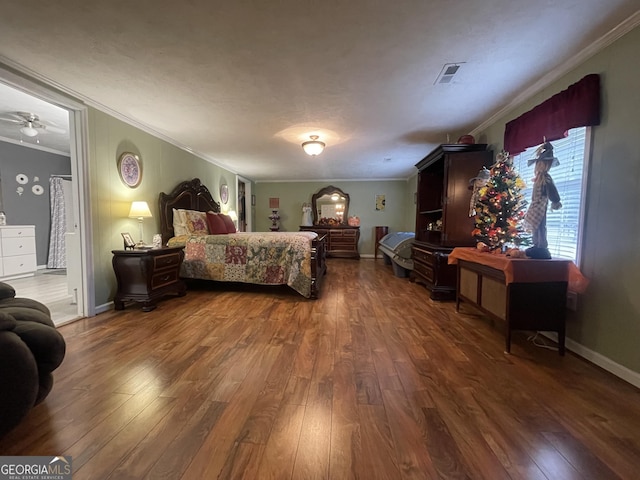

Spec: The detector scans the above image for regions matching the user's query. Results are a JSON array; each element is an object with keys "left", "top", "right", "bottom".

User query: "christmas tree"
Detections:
[{"left": 471, "top": 151, "right": 530, "bottom": 250}]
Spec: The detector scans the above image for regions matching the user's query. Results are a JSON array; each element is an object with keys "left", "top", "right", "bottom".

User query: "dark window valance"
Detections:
[{"left": 504, "top": 74, "right": 600, "bottom": 155}]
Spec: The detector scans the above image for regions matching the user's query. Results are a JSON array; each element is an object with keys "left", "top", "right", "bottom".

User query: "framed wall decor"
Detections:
[
  {"left": 220, "top": 184, "right": 229, "bottom": 204},
  {"left": 117, "top": 152, "right": 142, "bottom": 188},
  {"left": 375, "top": 194, "right": 386, "bottom": 211}
]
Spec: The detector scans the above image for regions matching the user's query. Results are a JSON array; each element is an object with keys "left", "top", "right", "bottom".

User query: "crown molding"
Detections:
[{"left": 472, "top": 11, "right": 640, "bottom": 136}]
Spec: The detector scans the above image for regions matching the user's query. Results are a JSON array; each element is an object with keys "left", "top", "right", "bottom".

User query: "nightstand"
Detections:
[{"left": 112, "top": 246, "right": 186, "bottom": 311}]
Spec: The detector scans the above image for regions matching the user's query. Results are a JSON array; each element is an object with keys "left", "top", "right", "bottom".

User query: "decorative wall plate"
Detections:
[
  {"left": 117, "top": 152, "right": 142, "bottom": 188},
  {"left": 220, "top": 184, "right": 229, "bottom": 204}
]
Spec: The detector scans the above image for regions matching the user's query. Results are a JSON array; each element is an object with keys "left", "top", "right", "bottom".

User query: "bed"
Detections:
[{"left": 158, "top": 178, "right": 326, "bottom": 298}]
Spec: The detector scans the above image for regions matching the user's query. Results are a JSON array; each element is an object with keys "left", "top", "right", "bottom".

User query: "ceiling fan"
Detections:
[{"left": 0, "top": 111, "right": 67, "bottom": 137}]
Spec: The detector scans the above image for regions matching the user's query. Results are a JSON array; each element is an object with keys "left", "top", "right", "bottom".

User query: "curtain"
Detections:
[
  {"left": 47, "top": 177, "right": 67, "bottom": 268},
  {"left": 504, "top": 74, "right": 600, "bottom": 155}
]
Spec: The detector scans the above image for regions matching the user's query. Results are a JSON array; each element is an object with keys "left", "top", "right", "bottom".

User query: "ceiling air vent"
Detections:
[{"left": 434, "top": 62, "right": 465, "bottom": 85}]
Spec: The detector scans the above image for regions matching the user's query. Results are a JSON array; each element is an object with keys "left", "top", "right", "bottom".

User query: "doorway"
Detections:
[
  {"left": 0, "top": 67, "right": 92, "bottom": 325},
  {"left": 237, "top": 175, "right": 252, "bottom": 232}
]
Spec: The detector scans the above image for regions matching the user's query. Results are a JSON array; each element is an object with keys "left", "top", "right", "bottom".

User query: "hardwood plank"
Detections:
[
  {"left": 256, "top": 403, "right": 305, "bottom": 479},
  {"left": 330, "top": 358, "right": 359, "bottom": 480},
  {"left": 239, "top": 343, "right": 298, "bottom": 444},
  {"left": 143, "top": 400, "right": 227, "bottom": 480},
  {"left": 354, "top": 405, "right": 402, "bottom": 479},
  {"left": 179, "top": 345, "right": 282, "bottom": 479},
  {"left": 73, "top": 395, "right": 176, "bottom": 480},
  {"left": 291, "top": 313, "right": 334, "bottom": 479},
  {"left": 381, "top": 389, "right": 440, "bottom": 479}
]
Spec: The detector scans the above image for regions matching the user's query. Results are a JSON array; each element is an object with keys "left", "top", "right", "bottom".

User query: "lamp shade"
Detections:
[
  {"left": 302, "top": 135, "right": 325, "bottom": 156},
  {"left": 128, "top": 201, "right": 152, "bottom": 219},
  {"left": 227, "top": 210, "right": 238, "bottom": 222},
  {"left": 20, "top": 123, "right": 39, "bottom": 137}
]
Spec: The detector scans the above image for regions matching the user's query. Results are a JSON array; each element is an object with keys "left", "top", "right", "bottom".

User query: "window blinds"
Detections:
[{"left": 512, "top": 127, "right": 588, "bottom": 264}]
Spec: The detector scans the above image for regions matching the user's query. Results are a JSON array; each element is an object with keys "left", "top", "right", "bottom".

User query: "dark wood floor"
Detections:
[{"left": 2, "top": 258, "right": 640, "bottom": 479}]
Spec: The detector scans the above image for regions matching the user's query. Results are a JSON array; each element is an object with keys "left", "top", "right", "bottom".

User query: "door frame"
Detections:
[
  {"left": 236, "top": 175, "right": 252, "bottom": 232},
  {"left": 0, "top": 63, "right": 95, "bottom": 318}
]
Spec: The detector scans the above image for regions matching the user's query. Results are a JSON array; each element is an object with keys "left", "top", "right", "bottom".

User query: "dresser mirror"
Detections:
[{"left": 312, "top": 185, "right": 350, "bottom": 225}]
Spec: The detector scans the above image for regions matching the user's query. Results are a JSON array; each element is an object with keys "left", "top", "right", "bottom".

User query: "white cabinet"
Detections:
[{"left": 0, "top": 226, "right": 37, "bottom": 280}]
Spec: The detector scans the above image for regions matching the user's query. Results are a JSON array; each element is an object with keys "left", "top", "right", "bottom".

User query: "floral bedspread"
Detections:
[{"left": 168, "top": 232, "right": 318, "bottom": 298}]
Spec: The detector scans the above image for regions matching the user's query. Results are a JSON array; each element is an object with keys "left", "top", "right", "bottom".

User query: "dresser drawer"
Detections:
[
  {"left": 301, "top": 226, "right": 360, "bottom": 259},
  {"left": 0, "top": 226, "right": 35, "bottom": 239},
  {"left": 414, "top": 261, "right": 435, "bottom": 283},
  {"left": 2, "top": 237, "right": 37, "bottom": 256},
  {"left": 153, "top": 252, "right": 182, "bottom": 270},
  {"left": 3, "top": 254, "right": 37, "bottom": 276},
  {"left": 412, "top": 246, "right": 434, "bottom": 265}
]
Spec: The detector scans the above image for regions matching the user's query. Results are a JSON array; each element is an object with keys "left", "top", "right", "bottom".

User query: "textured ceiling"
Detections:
[{"left": 0, "top": 1, "right": 638, "bottom": 181}]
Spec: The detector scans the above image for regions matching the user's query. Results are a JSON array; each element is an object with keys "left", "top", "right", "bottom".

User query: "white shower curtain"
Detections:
[{"left": 47, "top": 177, "right": 67, "bottom": 268}]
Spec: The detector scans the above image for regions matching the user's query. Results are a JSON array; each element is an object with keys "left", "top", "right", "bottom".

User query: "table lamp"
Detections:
[{"left": 128, "top": 201, "right": 153, "bottom": 247}]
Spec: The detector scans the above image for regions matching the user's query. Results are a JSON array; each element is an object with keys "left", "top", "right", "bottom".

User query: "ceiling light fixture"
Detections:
[
  {"left": 20, "top": 122, "right": 39, "bottom": 137},
  {"left": 302, "top": 135, "right": 325, "bottom": 156}
]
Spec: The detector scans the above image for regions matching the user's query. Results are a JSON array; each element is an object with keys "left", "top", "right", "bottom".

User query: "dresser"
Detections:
[
  {"left": 112, "top": 246, "right": 186, "bottom": 311},
  {"left": 299, "top": 225, "right": 360, "bottom": 259},
  {"left": 412, "top": 144, "right": 493, "bottom": 300},
  {"left": 0, "top": 226, "right": 37, "bottom": 280}
]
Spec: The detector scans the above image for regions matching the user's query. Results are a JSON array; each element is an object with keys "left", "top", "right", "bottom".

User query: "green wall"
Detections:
[
  {"left": 254, "top": 180, "right": 414, "bottom": 255},
  {"left": 477, "top": 25, "right": 640, "bottom": 374},
  {"left": 87, "top": 109, "right": 238, "bottom": 306}
]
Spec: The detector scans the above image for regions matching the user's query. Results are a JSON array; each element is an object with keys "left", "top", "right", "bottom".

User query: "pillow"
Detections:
[
  {"left": 177, "top": 209, "right": 209, "bottom": 235},
  {"left": 172, "top": 208, "right": 189, "bottom": 236},
  {"left": 183, "top": 209, "right": 209, "bottom": 235},
  {"left": 206, "top": 212, "right": 228, "bottom": 234},
  {"left": 219, "top": 213, "right": 237, "bottom": 233}
]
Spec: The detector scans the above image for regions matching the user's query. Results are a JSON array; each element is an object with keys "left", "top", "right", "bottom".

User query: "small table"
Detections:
[
  {"left": 448, "top": 248, "right": 584, "bottom": 356},
  {"left": 374, "top": 226, "right": 389, "bottom": 259},
  {"left": 112, "top": 246, "right": 186, "bottom": 311}
]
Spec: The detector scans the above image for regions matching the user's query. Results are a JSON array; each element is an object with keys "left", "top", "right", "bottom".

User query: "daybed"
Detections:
[{"left": 158, "top": 178, "right": 326, "bottom": 298}]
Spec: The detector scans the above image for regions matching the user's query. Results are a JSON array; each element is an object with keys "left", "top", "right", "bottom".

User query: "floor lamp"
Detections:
[{"left": 128, "top": 201, "right": 153, "bottom": 247}]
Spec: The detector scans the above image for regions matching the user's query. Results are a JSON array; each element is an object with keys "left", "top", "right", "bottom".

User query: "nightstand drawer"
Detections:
[
  {"left": 151, "top": 269, "right": 179, "bottom": 289},
  {"left": 153, "top": 252, "right": 181, "bottom": 270}
]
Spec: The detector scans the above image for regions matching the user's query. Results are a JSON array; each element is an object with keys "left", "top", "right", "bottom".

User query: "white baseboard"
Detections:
[
  {"left": 95, "top": 301, "right": 113, "bottom": 315},
  {"left": 541, "top": 332, "right": 640, "bottom": 389}
]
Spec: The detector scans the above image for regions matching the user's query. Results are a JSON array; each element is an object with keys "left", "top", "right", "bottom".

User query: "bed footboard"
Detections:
[{"left": 310, "top": 234, "right": 327, "bottom": 299}]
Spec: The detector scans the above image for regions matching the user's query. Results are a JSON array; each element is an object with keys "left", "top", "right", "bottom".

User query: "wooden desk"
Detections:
[{"left": 449, "top": 249, "right": 575, "bottom": 355}]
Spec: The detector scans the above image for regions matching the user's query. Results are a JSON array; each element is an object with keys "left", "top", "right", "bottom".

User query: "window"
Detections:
[{"left": 511, "top": 127, "right": 590, "bottom": 264}]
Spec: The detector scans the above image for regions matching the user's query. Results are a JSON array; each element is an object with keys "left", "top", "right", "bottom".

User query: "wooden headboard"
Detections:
[{"left": 158, "top": 178, "right": 221, "bottom": 244}]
